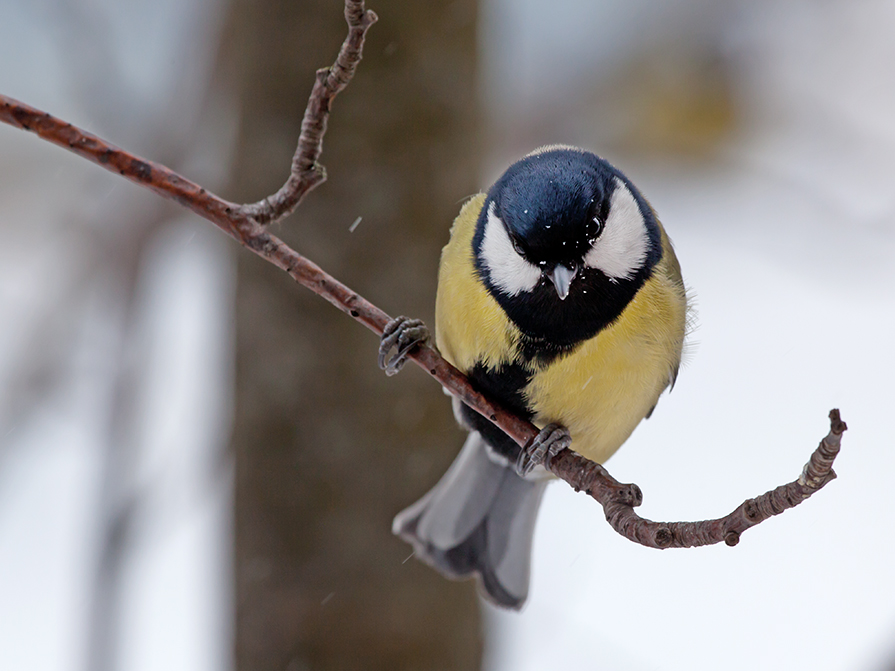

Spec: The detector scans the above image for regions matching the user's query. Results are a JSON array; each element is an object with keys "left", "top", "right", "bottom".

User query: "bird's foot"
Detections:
[
  {"left": 378, "top": 316, "right": 430, "bottom": 376},
  {"left": 516, "top": 423, "right": 571, "bottom": 476}
]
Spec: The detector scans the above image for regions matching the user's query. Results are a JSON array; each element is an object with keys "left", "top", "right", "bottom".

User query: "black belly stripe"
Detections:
[{"left": 461, "top": 361, "right": 534, "bottom": 462}]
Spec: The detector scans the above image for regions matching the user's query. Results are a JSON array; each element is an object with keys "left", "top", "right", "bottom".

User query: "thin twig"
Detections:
[
  {"left": 548, "top": 410, "right": 846, "bottom": 548},
  {"left": 0, "top": 0, "right": 846, "bottom": 550},
  {"left": 235, "top": 1, "right": 378, "bottom": 224},
  {"left": 0, "top": 89, "right": 526, "bottom": 447}
]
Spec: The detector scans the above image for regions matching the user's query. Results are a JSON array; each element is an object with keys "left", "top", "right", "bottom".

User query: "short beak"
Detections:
[{"left": 550, "top": 264, "right": 577, "bottom": 300}]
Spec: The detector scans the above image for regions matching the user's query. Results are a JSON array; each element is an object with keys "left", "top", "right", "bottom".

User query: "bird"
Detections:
[{"left": 379, "top": 145, "right": 688, "bottom": 609}]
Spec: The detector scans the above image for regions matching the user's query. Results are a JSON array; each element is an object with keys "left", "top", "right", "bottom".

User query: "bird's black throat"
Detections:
[{"left": 500, "top": 266, "right": 652, "bottom": 354}]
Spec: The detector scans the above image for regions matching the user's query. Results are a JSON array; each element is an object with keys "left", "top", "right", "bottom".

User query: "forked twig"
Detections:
[
  {"left": 236, "top": 0, "right": 378, "bottom": 224},
  {"left": 0, "top": 0, "right": 846, "bottom": 550}
]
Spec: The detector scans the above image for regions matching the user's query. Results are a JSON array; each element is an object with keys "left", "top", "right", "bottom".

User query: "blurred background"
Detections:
[{"left": 1, "top": 0, "right": 894, "bottom": 670}]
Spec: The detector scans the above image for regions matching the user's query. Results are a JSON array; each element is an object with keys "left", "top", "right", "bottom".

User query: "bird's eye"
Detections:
[
  {"left": 511, "top": 237, "right": 526, "bottom": 257},
  {"left": 588, "top": 216, "right": 604, "bottom": 242}
]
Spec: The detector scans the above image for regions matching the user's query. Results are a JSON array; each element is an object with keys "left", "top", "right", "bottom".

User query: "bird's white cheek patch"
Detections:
[
  {"left": 480, "top": 203, "right": 541, "bottom": 296},
  {"left": 584, "top": 178, "right": 648, "bottom": 280}
]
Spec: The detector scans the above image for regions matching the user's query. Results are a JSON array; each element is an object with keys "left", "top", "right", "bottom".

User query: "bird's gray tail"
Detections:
[{"left": 393, "top": 431, "right": 549, "bottom": 610}]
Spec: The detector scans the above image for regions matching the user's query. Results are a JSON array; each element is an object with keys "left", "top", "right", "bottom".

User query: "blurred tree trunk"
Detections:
[{"left": 221, "top": 1, "right": 482, "bottom": 669}]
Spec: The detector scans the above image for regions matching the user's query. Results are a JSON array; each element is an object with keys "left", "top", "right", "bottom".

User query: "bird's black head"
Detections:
[{"left": 472, "top": 147, "right": 663, "bottom": 356}]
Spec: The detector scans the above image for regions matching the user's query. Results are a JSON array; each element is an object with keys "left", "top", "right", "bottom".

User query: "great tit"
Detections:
[{"left": 380, "top": 145, "right": 688, "bottom": 609}]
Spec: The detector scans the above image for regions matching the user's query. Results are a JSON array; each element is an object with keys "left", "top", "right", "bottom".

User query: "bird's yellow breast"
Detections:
[{"left": 435, "top": 194, "right": 687, "bottom": 464}]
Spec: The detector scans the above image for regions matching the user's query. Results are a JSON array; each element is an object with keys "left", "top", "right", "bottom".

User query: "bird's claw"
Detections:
[
  {"left": 379, "top": 316, "right": 430, "bottom": 376},
  {"left": 516, "top": 423, "right": 571, "bottom": 476}
]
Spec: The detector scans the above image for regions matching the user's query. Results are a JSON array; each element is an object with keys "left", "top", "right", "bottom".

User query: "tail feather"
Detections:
[{"left": 393, "top": 432, "right": 548, "bottom": 610}]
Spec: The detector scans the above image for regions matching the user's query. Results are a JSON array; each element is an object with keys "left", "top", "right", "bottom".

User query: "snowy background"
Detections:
[
  {"left": 0, "top": 1, "right": 233, "bottom": 670},
  {"left": 2, "top": 0, "right": 894, "bottom": 670},
  {"left": 482, "top": 2, "right": 895, "bottom": 670}
]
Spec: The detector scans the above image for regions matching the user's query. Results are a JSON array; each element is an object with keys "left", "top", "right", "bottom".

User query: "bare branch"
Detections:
[
  {"left": 548, "top": 410, "right": 846, "bottom": 549},
  {"left": 0, "top": 0, "right": 846, "bottom": 551}
]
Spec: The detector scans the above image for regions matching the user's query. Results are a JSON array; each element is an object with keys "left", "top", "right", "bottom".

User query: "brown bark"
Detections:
[{"left": 219, "top": 1, "right": 483, "bottom": 670}]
